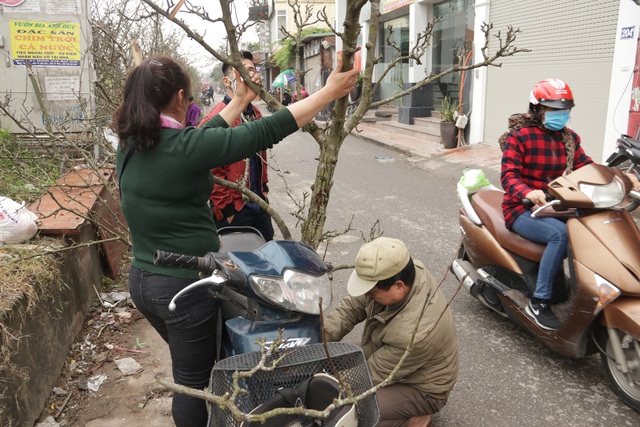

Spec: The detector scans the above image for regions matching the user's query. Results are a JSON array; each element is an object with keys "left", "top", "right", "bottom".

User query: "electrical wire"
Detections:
[{"left": 612, "top": 67, "right": 635, "bottom": 136}]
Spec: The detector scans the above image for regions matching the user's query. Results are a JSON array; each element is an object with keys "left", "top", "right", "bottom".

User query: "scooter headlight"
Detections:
[
  {"left": 580, "top": 179, "right": 625, "bottom": 208},
  {"left": 250, "top": 269, "right": 333, "bottom": 315}
]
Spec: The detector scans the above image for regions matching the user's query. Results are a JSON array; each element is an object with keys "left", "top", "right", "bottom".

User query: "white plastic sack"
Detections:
[{"left": 0, "top": 196, "right": 39, "bottom": 244}]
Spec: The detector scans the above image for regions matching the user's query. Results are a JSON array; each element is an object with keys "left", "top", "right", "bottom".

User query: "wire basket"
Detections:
[{"left": 207, "top": 342, "right": 379, "bottom": 427}]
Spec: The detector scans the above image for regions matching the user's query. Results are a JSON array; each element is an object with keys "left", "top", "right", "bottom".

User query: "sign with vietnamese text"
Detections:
[
  {"left": 0, "top": 0, "right": 26, "bottom": 6},
  {"left": 1, "top": 0, "right": 38, "bottom": 12},
  {"left": 45, "top": 76, "right": 80, "bottom": 100},
  {"left": 46, "top": 0, "right": 82, "bottom": 15},
  {"left": 10, "top": 20, "right": 81, "bottom": 67}
]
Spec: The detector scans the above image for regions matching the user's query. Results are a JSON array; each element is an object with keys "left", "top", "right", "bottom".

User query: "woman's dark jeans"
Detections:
[
  {"left": 128, "top": 266, "right": 218, "bottom": 427},
  {"left": 511, "top": 214, "right": 568, "bottom": 301}
]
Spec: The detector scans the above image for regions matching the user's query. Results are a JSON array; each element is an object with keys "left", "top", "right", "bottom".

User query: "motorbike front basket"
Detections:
[{"left": 207, "top": 342, "right": 380, "bottom": 427}]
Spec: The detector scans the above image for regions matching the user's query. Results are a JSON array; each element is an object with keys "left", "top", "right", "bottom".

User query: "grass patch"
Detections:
[
  {"left": 0, "top": 128, "right": 62, "bottom": 204},
  {"left": 0, "top": 244, "right": 61, "bottom": 314}
]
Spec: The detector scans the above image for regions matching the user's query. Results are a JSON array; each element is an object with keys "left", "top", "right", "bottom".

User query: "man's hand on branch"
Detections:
[{"left": 231, "top": 68, "right": 261, "bottom": 105}]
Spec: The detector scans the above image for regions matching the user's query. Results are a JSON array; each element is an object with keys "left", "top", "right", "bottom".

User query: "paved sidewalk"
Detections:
[
  {"left": 350, "top": 117, "right": 503, "bottom": 172},
  {"left": 253, "top": 99, "right": 503, "bottom": 172}
]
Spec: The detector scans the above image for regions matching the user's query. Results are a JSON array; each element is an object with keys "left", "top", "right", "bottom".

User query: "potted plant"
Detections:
[{"left": 438, "top": 96, "right": 461, "bottom": 149}]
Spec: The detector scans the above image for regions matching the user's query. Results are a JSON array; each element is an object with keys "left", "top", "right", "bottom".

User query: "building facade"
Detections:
[
  {"left": 344, "top": 0, "right": 639, "bottom": 161},
  {"left": 478, "top": 0, "right": 639, "bottom": 161},
  {"left": 253, "top": 0, "right": 337, "bottom": 94}
]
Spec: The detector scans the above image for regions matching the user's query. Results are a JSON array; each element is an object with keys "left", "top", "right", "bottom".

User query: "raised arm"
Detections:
[{"left": 219, "top": 60, "right": 359, "bottom": 129}]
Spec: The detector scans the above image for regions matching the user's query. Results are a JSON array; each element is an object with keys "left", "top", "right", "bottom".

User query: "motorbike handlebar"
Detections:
[
  {"left": 154, "top": 250, "right": 216, "bottom": 274},
  {"left": 154, "top": 251, "right": 226, "bottom": 311},
  {"left": 618, "top": 134, "right": 640, "bottom": 149},
  {"left": 522, "top": 192, "right": 553, "bottom": 208}
]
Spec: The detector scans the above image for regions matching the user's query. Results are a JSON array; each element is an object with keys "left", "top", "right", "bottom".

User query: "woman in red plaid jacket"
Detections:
[{"left": 501, "top": 79, "right": 592, "bottom": 331}]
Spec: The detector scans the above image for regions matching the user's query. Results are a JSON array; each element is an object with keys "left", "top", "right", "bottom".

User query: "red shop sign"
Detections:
[{"left": 0, "top": 0, "right": 26, "bottom": 6}]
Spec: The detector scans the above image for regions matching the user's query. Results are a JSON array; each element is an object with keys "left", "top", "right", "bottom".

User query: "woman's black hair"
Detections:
[
  {"left": 112, "top": 56, "right": 191, "bottom": 152},
  {"left": 374, "top": 257, "right": 415, "bottom": 291}
]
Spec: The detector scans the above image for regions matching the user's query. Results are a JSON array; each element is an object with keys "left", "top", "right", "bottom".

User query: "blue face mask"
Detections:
[{"left": 543, "top": 109, "right": 570, "bottom": 131}]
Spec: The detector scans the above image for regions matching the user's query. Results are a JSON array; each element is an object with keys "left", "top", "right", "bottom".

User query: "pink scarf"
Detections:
[{"left": 160, "top": 113, "right": 184, "bottom": 129}]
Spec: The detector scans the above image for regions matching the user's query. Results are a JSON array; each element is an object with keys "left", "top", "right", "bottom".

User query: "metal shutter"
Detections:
[{"left": 483, "top": 0, "right": 619, "bottom": 159}]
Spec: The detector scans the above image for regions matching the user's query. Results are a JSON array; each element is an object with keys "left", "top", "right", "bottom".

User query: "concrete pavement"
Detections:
[
  {"left": 255, "top": 99, "right": 503, "bottom": 172},
  {"left": 351, "top": 117, "right": 503, "bottom": 172}
]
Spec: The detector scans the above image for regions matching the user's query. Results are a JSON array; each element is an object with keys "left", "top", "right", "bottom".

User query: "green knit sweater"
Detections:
[{"left": 116, "top": 108, "right": 298, "bottom": 279}]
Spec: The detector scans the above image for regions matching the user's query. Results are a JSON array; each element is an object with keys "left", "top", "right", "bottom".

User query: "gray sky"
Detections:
[{"left": 170, "top": 0, "right": 256, "bottom": 77}]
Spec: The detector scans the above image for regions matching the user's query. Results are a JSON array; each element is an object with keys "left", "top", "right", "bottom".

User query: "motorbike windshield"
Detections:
[{"left": 228, "top": 240, "right": 327, "bottom": 276}]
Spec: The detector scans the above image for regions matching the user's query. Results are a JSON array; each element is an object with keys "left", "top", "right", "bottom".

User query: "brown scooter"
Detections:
[{"left": 451, "top": 163, "right": 640, "bottom": 411}]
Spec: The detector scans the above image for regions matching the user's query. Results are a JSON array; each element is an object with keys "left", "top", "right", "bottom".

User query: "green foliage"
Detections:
[
  {"left": 271, "top": 38, "right": 297, "bottom": 69},
  {"left": 243, "top": 41, "right": 261, "bottom": 53},
  {"left": 0, "top": 130, "right": 61, "bottom": 203},
  {"left": 438, "top": 96, "right": 461, "bottom": 122},
  {"left": 271, "top": 27, "right": 331, "bottom": 69}
]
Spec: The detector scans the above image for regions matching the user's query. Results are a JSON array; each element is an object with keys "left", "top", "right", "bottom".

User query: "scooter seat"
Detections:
[{"left": 471, "top": 190, "right": 545, "bottom": 262}]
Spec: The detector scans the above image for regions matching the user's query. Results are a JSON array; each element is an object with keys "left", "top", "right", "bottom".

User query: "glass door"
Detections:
[
  {"left": 376, "top": 15, "right": 410, "bottom": 105},
  {"left": 432, "top": 0, "right": 474, "bottom": 109}
]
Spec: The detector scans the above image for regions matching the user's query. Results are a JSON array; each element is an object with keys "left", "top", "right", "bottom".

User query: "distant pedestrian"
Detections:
[
  {"left": 281, "top": 91, "right": 292, "bottom": 106},
  {"left": 185, "top": 96, "right": 201, "bottom": 127}
]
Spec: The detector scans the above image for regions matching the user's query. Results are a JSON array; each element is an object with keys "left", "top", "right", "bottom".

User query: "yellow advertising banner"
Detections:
[{"left": 9, "top": 20, "right": 81, "bottom": 67}]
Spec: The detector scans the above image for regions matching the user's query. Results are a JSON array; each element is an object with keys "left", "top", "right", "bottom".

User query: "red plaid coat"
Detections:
[{"left": 501, "top": 126, "right": 592, "bottom": 229}]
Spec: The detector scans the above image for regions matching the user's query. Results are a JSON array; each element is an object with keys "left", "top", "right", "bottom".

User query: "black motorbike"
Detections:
[
  {"left": 605, "top": 133, "right": 640, "bottom": 212},
  {"left": 199, "top": 92, "right": 211, "bottom": 106}
]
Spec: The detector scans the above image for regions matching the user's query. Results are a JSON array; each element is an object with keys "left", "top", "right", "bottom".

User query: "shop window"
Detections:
[{"left": 277, "top": 10, "right": 287, "bottom": 40}]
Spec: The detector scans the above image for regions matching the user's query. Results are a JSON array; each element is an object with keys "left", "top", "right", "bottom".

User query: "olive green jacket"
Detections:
[{"left": 324, "top": 260, "right": 459, "bottom": 399}]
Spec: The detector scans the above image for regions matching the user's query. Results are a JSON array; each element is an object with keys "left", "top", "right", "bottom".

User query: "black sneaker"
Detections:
[{"left": 525, "top": 300, "right": 560, "bottom": 331}]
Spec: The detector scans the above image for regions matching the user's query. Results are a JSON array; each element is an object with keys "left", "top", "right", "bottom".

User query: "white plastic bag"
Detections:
[{"left": 0, "top": 196, "right": 39, "bottom": 244}]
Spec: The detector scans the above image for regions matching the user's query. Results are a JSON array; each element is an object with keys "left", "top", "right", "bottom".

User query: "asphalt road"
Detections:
[{"left": 266, "top": 128, "right": 640, "bottom": 426}]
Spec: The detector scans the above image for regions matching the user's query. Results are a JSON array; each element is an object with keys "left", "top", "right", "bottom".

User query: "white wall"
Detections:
[
  {"left": 469, "top": 0, "right": 490, "bottom": 146},
  {"left": 479, "top": 0, "right": 620, "bottom": 161},
  {"left": 602, "top": 1, "right": 640, "bottom": 162}
]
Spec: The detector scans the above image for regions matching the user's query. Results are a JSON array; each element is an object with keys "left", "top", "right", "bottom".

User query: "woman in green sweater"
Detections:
[{"left": 113, "top": 55, "right": 358, "bottom": 427}]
